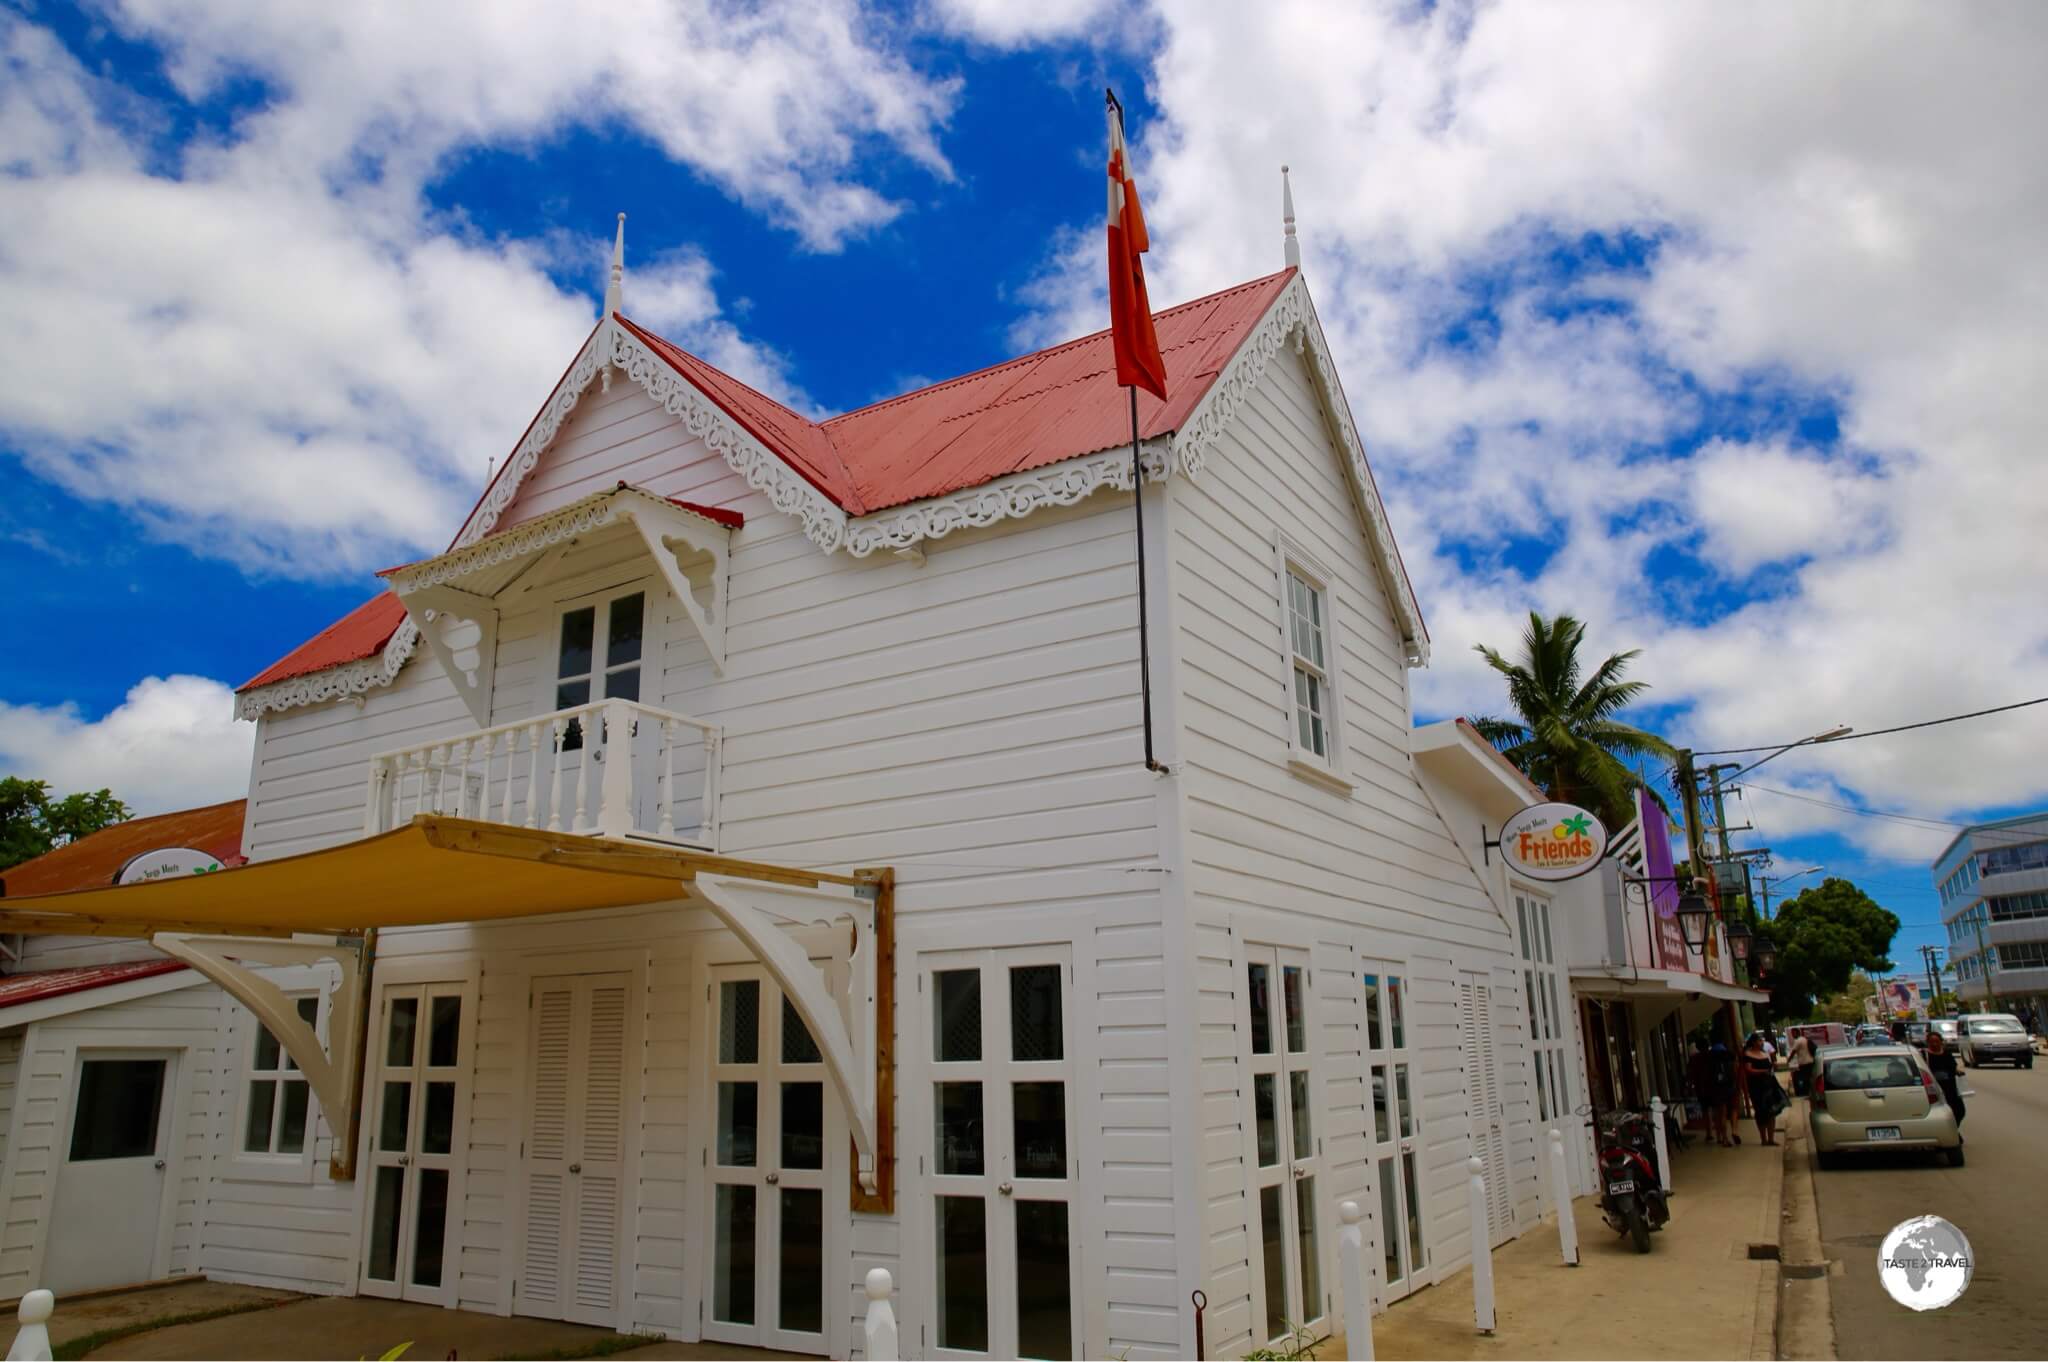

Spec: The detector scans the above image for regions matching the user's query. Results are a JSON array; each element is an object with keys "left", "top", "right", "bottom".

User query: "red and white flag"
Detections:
[{"left": 1106, "top": 93, "right": 1168, "bottom": 402}]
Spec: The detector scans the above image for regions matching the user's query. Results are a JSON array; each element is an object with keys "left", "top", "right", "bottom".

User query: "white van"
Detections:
[{"left": 1958, "top": 1013, "right": 2034, "bottom": 1068}]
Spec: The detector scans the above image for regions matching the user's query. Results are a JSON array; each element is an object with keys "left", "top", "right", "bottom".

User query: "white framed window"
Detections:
[
  {"left": 552, "top": 585, "right": 650, "bottom": 750},
  {"left": 233, "top": 992, "right": 324, "bottom": 1177},
  {"left": 1360, "top": 965, "right": 1426, "bottom": 1301},
  {"left": 1515, "top": 890, "right": 1570, "bottom": 1125},
  {"left": 1272, "top": 536, "right": 1346, "bottom": 784}
]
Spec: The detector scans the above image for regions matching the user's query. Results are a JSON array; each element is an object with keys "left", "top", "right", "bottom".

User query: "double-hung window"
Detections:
[
  {"left": 1275, "top": 537, "right": 1344, "bottom": 779},
  {"left": 244, "top": 995, "right": 321, "bottom": 1156},
  {"left": 555, "top": 588, "right": 646, "bottom": 749}
]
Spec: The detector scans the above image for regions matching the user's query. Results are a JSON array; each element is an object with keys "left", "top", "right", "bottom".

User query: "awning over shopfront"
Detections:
[
  {"left": 1571, "top": 965, "right": 1770, "bottom": 1008},
  {"left": 0, "top": 818, "right": 893, "bottom": 1203}
]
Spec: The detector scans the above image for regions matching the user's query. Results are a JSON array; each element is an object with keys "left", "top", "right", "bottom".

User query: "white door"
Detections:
[
  {"left": 1459, "top": 981, "right": 1513, "bottom": 1245},
  {"left": 1361, "top": 967, "right": 1427, "bottom": 1302},
  {"left": 1244, "top": 946, "right": 1327, "bottom": 1347},
  {"left": 921, "top": 948, "right": 1079, "bottom": 1362},
  {"left": 361, "top": 983, "right": 472, "bottom": 1301},
  {"left": 703, "top": 968, "right": 843, "bottom": 1355},
  {"left": 45, "top": 1051, "right": 175, "bottom": 1293},
  {"left": 519, "top": 972, "right": 632, "bottom": 1325},
  {"left": 550, "top": 589, "right": 654, "bottom": 832}
]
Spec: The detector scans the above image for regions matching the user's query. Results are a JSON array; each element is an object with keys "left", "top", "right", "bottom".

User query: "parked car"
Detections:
[
  {"left": 1811, "top": 1044, "right": 1964, "bottom": 1168},
  {"left": 1855, "top": 1025, "right": 1892, "bottom": 1046},
  {"left": 1903, "top": 1020, "right": 1929, "bottom": 1051},
  {"left": 1790, "top": 1021, "right": 1849, "bottom": 1051},
  {"left": 1958, "top": 1013, "right": 2034, "bottom": 1068}
]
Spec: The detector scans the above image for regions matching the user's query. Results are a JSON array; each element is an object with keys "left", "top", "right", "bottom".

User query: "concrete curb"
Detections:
[{"left": 1772, "top": 1097, "right": 1839, "bottom": 1361}]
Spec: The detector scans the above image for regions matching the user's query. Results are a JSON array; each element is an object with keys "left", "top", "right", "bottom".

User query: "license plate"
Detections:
[
  {"left": 1867, "top": 1127, "right": 1901, "bottom": 1141},
  {"left": 1607, "top": 1179, "right": 1635, "bottom": 1193}
]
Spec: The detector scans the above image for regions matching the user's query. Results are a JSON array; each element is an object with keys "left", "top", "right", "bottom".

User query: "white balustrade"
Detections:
[
  {"left": 1650, "top": 1096, "right": 1672, "bottom": 1194},
  {"left": 5, "top": 1289, "right": 53, "bottom": 1362},
  {"left": 366, "top": 699, "right": 720, "bottom": 850},
  {"left": 1337, "top": 1199, "right": 1374, "bottom": 1361},
  {"left": 863, "top": 1267, "right": 898, "bottom": 1361},
  {"left": 1547, "top": 1126, "right": 1580, "bottom": 1267},
  {"left": 1466, "top": 1155, "right": 1495, "bottom": 1334}
]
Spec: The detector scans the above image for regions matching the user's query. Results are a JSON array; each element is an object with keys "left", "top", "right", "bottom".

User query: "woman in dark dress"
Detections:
[
  {"left": 1925, "top": 1029, "right": 1966, "bottom": 1140},
  {"left": 1742, "top": 1033, "right": 1781, "bottom": 1145}
]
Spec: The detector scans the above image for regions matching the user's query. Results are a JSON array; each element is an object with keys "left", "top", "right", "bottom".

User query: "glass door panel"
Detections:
[
  {"left": 1243, "top": 945, "right": 1323, "bottom": 1344},
  {"left": 361, "top": 982, "right": 469, "bottom": 1303},
  {"left": 1361, "top": 965, "right": 1424, "bottom": 1302}
]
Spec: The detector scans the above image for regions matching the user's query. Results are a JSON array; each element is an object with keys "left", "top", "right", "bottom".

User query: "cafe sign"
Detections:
[
  {"left": 1498, "top": 802, "right": 1608, "bottom": 882},
  {"left": 116, "top": 847, "right": 224, "bottom": 886}
]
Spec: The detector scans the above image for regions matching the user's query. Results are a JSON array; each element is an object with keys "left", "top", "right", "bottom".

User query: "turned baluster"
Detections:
[
  {"left": 658, "top": 718, "right": 678, "bottom": 839},
  {"left": 572, "top": 706, "right": 595, "bottom": 835},
  {"left": 546, "top": 717, "right": 569, "bottom": 832},
  {"left": 525, "top": 722, "right": 545, "bottom": 828},
  {"left": 500, "top": 728, "right": 520, "bottom": 825}
]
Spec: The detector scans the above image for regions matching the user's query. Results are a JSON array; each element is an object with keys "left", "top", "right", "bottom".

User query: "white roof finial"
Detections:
[
  {"left": 1282, "top": 165, "right": 1300, "bottom": 270},
  {"left": 604, "top": 212, "right": 626, "bottom": 316}
]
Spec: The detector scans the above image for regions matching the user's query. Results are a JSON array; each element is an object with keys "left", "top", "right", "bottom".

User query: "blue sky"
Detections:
[{"left": 3, "top": 2, "right": 2045, "bottom": 985}]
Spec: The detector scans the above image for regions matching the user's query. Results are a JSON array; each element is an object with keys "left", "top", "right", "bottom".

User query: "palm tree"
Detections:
[{"left": 1470, "top": 612, "right": 1676, "bottom": 832}]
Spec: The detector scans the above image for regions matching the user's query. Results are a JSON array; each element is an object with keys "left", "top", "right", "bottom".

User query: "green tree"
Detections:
[
  {"left": 1756, "top": 879, "right": 1900, "bottom": 1019},
  {"left": 1470, "top": 612, "right": 1677, "bottom": 832},
  {"left": 1818, "top": 970, "right": 1877, "bottom": 1025},
  {"left": 0, "top": 778, "right": 132, "bottom": 872}
]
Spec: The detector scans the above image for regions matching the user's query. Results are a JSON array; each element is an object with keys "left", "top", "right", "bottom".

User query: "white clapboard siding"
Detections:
[
  {"left": 0, "top": 1030, "right": 20, "bottom": 1174},
  {"left": 12, "top": 936, "right": 167, "bottom": 971}
]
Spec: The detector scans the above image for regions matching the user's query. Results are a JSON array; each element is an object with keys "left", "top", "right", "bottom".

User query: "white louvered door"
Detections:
[
  {"left": 1458, "top": 981, "right": 1513, "bottom": 1246},
  {"left": 521, "top": 972, "right": 631, "bottom": 1326}
]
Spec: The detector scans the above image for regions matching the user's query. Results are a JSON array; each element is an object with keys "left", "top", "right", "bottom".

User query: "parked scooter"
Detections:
[{"left": 1593, "top": 1108, "right": 1670, "bottom": 1253}]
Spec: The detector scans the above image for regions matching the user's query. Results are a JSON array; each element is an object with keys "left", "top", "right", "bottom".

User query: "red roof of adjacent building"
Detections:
[
  {"left": 0, "top": 961, "right": 188, "bottom": 1013},
  {"left": 244, "top": 268, "right": 1344, "bottom": 694},
  {"left": 0, "top": 800, "right": 246, "bottom": 898}
]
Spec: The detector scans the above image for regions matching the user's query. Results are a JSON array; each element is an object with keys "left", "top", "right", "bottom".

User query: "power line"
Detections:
[
  {"left": 1743, "top": 782, "right": 2048, "bottom": 845},
  {"left": 1690, "top": 695, "right": 2048, "bottom": 756}
]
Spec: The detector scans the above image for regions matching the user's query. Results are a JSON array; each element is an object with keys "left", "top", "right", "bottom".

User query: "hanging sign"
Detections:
[
  {"left": 116, "top": 847, "right": 225, "bottom": 886},
  {"left": 1498, "top": 802, "right": 1608, "bottom": 882}
]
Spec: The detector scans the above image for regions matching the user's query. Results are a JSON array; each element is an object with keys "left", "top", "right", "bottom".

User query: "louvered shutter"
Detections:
[
  {"left": 568, "top": 982, "right": 628, "bottom": 1323},
  {"left": 522, "top": 984, "right": 574, "bottom": 1311}
]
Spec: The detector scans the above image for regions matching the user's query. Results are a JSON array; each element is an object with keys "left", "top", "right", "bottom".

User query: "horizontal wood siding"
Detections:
[{"left": 0, "top": 1031, "right": 19, "bottom": 1177}]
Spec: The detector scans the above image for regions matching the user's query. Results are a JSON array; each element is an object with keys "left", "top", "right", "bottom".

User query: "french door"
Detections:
[
  {"left": 922, "top": 947, "right": 1079, "bottom": 1362},
  {"left": 519, "top": 972, "right": 631, "bottom": 1325},
  {"left": 703, "top": 967, "right": 842, "bottom": 1355},
  {"left": 362, "top": 982, "right": 471, "bottom": 1302},
  {"left": 1361, "top": 966, "right": 1426, "bottom": 1302},
  {"left": 1244, "top": 945, "right": 1326, "bottom": 1345}
]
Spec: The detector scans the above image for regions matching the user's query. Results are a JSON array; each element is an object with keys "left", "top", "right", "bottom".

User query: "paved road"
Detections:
[{"left": 1811, "top": 1060, "right": 2048, "bottom": 1359}]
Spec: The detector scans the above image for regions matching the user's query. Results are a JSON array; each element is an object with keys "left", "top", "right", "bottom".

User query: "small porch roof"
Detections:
[{"left": 1571, "top": 965, "right": 1770, "bottom": 1006}]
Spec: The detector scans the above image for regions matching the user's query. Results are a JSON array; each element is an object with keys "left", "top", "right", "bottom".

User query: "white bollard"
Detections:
[
  {"left": 1547, "top": 1126, "right": 1579, "bottom": 1267},
  {"left": 863, "top": 1267, "right": 898, "bottom": 1362},
  {"left": 1337, "top": 1200, "right": 1375, "bottom": 1361},
  {"left": 5, "top": 1290, "right": 53, "bottom": 1362},
  {"left": 1650, "top": 1096, "right": 1672, "bottom": 1194},
  {"left": 1465, "top": 1155, "right": 1495, "bottom": 1334}
]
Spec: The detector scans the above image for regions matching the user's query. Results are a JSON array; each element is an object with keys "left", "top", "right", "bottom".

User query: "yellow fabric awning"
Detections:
[{"left": 0, "top": 817, "right": 856, "bottom": 938}]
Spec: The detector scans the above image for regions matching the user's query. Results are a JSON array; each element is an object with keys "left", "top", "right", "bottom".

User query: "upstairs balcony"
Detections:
[{"left": 366, "top": 698, "right": 720, "bottom": 851}]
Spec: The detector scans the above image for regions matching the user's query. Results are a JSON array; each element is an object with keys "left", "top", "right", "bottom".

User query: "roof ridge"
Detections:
[{"left": 820, "top": 268, "right": 1296, "bottom": 427}]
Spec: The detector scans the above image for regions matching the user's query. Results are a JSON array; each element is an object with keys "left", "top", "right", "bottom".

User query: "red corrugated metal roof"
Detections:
[
  {"left": 241, "top": 592, "right": 407, "bottom": 691},
  {"left": 0, "top": 960, "right": 187, "bottom": 1012},
  {"left": 0, "top": 800, "right": 247, "bottom": 897}
]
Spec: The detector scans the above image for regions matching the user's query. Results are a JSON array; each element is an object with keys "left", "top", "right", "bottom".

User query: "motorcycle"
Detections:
[{"left": 1593, "top": 1107, "right": 1670, "bottom": 1253}]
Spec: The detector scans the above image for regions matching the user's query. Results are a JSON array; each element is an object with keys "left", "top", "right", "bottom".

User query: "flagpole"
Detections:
[{"left": 1130, "top": 383, "right": 1164, "bottom": 774}]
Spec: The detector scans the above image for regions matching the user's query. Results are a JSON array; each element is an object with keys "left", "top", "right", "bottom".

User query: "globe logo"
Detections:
[{"left": 1878, "top": 1215, "right": 1973, "bottom": 1311}]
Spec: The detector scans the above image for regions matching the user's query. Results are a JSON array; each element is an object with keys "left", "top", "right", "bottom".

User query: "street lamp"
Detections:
[
  {"left": 1678, "top": 892, "right": 1713, "bottom": 954},
  {"left": 1731, "top": 724, "right": 1854, "bottom": 781},
  {"left": 1754, "top": 943, "right": 1777, "bottom": 976},
  {"left": 1757, "top": 864, "right": 1824, "bottom": 920},
  {"left": 1726, "top": 919, "right": 1753, "bottom": 962}
]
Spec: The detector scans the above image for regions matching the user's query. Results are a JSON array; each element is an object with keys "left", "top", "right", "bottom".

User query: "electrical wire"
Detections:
[
  {"left": 1689, "top": 695, "right": 2048, "bottom": 756},
  {"left": 1742, "top": 782, "right": 2048, "bottom": 844}
]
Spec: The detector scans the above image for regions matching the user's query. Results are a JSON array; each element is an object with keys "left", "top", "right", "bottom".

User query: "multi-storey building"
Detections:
[{"left": 1935, "top": 810, "right": 2048, "bottom": 1019}]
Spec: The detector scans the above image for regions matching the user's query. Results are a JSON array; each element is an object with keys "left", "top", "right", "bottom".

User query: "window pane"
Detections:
[
  {"left": 423, "top": 1081, "right": 455, "bottom": 1155},
  {"left": 1524, "top": 970, "right": 1540, "bottom": 1042},
  {"left": 1010, "top": 965, "right": 1064, "bottom": 1061},
  {"left": 1517, "top": 899, "right": 1533, "bottom": 959},
  {"left": 936, "top": 1081, "right": 984, "bottom": 1176},
  {"left": 1283, "top": 966, "right": 1307, "bottom": 1053},
  {"left": 279, "top": 1080, "right": 311, "bottom": 1154},
  {"left": 1254, "top": 1073, "right": 1279, "bottom": 1167},
  {"left": 254, "top": 1023, "right": 281, "bottom": 1073},
  {"left": 719, "top": 980, "right": 759, "bottom": 1065},
  {"left": 1539, "top": 903, "right": 1554, "bottom": 964},
  {"left": 379, "top": 1081, "right": 412, "bottom": 1152},
  {"left": 779, "top": 1188, "right": 824, "bottom": 1335},
  {"left": 554, "top": 679, "right": 592, "bottom": 711},
  {"left": 411, "top": 1167, "right": 449, "bottom": 1288},
  {"left": 1395, "top": 1065, "right": 1414, "bottom": 1138},
  {"left": 387, "top": 997, "right": 419, "bottom": 1068},
  {"left": 606, "top": 593, "right": 644, "bottom": 668},
  {"left": 713, "top": 1184, "right": 757, "bottom": 1325},
  {"left": 1535, "top": 1054, "right": 1550, "bottom": 1122},
  {"left": 369, "top": 1165, "right": 404, "bottom": 1282},
  {"left": 557, "top": 606, "right": 595, "bottom": 679},
  {"left": 1260, "top": 1183, "right": 1290, "bottom": 1342},
  {"left": 935, "top": 969, "right": 982, "bottom": 1063},
  {"left": 1371, "top": 1065, "right": 1391, "bottom": 1142},
  {"left": 1378, "top": 1156, "right": 1403, "bottom": 1286},
  {"left": 716, "top": 1082, "right": 758, "bottom": 1167},
  {"left": 429, "top": 995, "right": 461, "bottom": 1068},
  {"left": 602, "top": 666, "right": 640, "bottom": 702},
  {"left": 1289, "top": 1069, "right": 1313, "bottom": 1161},
  {"left": 1403, "top": 1151, "right": 1425, "bottom": 1271},
  {"left": 936, "top": 1196, "right": 989, "bottom": 1352},
  {"left": 1296, "top": 1175, "right": 1321, "bottom": 1324},
  {"left": 1013, "top": 1081, "right": 1067, "bottom": 1179},
  {"left": 244, "top": 1079, "right": 277, "bottom": 1153},
  {"left": 1362, "top": 974, "right": 1382, "bottom": 1051},
  {"left": 781, "top": 1082, "right": 824, "bottom": 1170},
  {"left": 1248, "top": 963, "right": 1273, "bottom": 1055},
  {"left": 1015, "top": 1199, "right": 1074, "bottom": 1360},
  {"left": 1387, "top": 976, "right": 1406, "bottom": 1049},
  {"left": 782, "top": 997, "right": 822, "bottom": 1065}
]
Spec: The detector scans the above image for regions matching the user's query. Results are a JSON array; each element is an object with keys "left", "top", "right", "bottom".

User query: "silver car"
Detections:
[
  {"left": 1958, "top": 1013, "right": 2034, "bottom": 1069},
  {"left": 1811, "top": 1044, "right": 1963, "bottom": 1168}
]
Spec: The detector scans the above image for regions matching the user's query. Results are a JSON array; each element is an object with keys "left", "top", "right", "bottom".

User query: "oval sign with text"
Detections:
[
  {"left": 116, "top": 846, "right": 224, "bottom": 886},
  {"left": 1500, "top": 802, "right": 1608, "bottom": 882}
]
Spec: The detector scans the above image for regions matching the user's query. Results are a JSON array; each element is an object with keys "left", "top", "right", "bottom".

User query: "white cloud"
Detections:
[
  {"left": 0, "top": 3, "right": 957, "bottom": 579},
  {"left": 0, "top": 675, "right": 254, "bottom": 817},
  {"left": 927, "top": 0, "right": 1118, "bottom": 49},
  {"left": 998, "top": 0, "right": 2048, "bottom": 854}
]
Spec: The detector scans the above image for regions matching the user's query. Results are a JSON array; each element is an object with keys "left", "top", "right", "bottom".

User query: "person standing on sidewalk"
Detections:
[
  {"left": 1925, "top": 1028, "right": 1966, "bottom": 1142},
  {"left": 1705, "top": 1035, "right": 1741, "bottom": 1145},
  {"left": 1789, "top": 1030, "right": 1815, "bottom": 1097},
  {"left": 1742, "top": 1033, "right": 1782, "bottom": 1145}
]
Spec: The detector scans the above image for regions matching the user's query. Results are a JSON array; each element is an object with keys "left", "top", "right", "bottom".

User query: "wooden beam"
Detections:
[
  {"left": 848, "top": 866, "right": 895, "bottom": 1216},
  {"left": 417, "top": 816, "right": 868, "bottom": 889},
  {"left": 0, "top": 914, "right": 301, "bottom": 939}
]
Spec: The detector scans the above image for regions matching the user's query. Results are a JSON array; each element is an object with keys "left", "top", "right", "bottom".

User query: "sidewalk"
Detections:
[{"left": 1329, "top": 1126, "right": 1790, "bottom": 1361}]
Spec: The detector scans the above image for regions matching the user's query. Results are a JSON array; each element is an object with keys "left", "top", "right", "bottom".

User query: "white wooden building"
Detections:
[{"left": 0, "top": 216, "right": 1600, "bottom": 1359}]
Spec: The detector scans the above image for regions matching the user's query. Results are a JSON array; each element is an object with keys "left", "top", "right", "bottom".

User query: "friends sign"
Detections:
[{"left": 1498, "top": 802, "right": 1608, "bottom": 882}]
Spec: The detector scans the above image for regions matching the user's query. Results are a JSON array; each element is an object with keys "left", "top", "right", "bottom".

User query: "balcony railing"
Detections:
[{"left": 366, "top": 699, "right": 720, "bottom": 850}]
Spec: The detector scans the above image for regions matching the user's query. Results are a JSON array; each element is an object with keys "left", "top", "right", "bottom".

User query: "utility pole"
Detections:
[
  {"left": 1673, "top": 750, "right": 1708, "bottom": 875},
  {"left": 1920, "top": 944, "right": 1945, "bottom": 1017},
  {"left": 1970, "top": 913, "right": 1995, "bottom": 1014}
]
